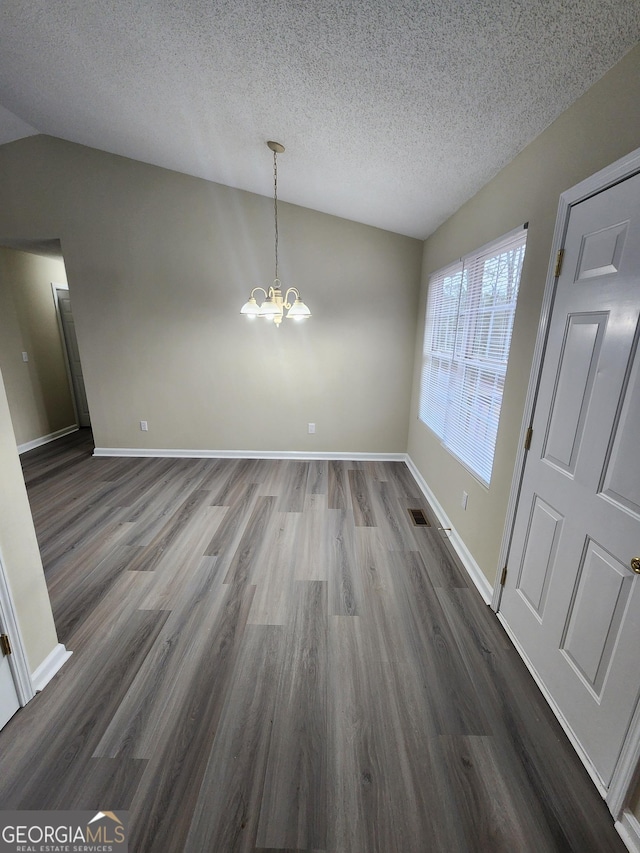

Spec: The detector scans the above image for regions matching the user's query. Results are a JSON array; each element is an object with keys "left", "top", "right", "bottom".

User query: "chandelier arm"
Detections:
[
  {"left": 283, "top": 287, "right": 300, "bottom": 309},
  {"left": 250, "top": 286, "right": 268, "bottom": 300}
]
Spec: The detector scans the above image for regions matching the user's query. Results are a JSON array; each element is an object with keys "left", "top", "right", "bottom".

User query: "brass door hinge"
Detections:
[
  {"left": 500, "top": 566, "right": 508, "bottom": 586},
  {"left": 524, "top": 426, "right": 533, "bottom": 451},
  {"left": 0, "top": 633, "right": 11, "bottom": 656},
  {"left": 554, "top": 249, "right": 564, "bottom": 278}
]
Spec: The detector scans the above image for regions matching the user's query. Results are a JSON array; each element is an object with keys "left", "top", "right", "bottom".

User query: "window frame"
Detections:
[{"left": 419, "top": 224, "right": 528, "bottom": 486}]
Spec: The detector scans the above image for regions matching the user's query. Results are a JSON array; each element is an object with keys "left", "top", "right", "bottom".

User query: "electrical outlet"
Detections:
[
  {"left": 140, "top": 420, "right": 148, "bottom": 431},
  {"left": 461, "top": 490, "right": 468, "bottom": 510},
  {"left": 21, "top": 351, "right": 29, "bottom": 362},
  {"left": 308, "top": 423, "right": 316, "bottom": 434}
]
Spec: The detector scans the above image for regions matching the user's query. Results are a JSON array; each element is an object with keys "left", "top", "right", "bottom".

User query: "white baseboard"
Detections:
[
  {"left": 31, "top": 643, "right": 72, "bottom": 692},
  {"left": 93, "top": 447, "right": 407, "bottom": 461},
  {"left": 617, "top": 810, "right": 640, "bottom": 853},
  {"left": 405, "top": 456, "right": 493, "bottom": 604},
  {"left": 18, "top": 425, "right": 78, "bottom": 455}
]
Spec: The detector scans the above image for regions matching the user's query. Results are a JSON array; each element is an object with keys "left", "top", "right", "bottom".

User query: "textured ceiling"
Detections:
[{"left": 0, "top": 1, "right": 638, "bottom": 239}]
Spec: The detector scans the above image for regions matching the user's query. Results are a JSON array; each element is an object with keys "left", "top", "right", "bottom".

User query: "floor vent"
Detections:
[{"left": 408, "top": 508, "right": 430, "bottom": 527}]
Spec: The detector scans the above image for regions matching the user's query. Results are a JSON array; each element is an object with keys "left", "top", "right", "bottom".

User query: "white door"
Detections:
[
  {"left": 499, "top": 170, "right": 640, "bottom": 789},
  {"left": 0, "top": 641, "right": 20, "bottom": 730},
  {"left": 56, "top": 288, "right": 90, "bottom": 427}
]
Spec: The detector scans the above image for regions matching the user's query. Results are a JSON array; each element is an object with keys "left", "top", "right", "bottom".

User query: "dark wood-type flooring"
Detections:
[{"left": 0, "top": 430, "right": 626, "bottom": 852}]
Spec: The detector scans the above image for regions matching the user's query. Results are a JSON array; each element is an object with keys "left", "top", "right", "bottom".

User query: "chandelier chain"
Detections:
[{"left": 273, "top": 149, "right": 279, "bottom": 281}]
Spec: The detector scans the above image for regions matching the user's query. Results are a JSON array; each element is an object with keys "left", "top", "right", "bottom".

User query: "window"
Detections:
[{"left": 419, "top": 226, "right": 527, "bottom": 485}]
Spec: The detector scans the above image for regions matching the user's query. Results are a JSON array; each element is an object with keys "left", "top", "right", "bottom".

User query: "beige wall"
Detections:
[
  {"left": 0, "top": 137, "right": 422, "bottom": 454},
  {"left": 0, "top": 368, "right": 59, "bottom": 671},
  {"left": 407, "top": 44, "right": 640, "bottom": 589},
  {"left": 0, "top": 247, "right": 75, "bottom": 446}
]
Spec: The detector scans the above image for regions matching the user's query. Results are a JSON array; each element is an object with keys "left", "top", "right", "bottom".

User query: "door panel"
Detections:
[
  {"left": 516, "top": 496, "right": 563, "bottom": 618},
  {"left": 560, "top": 540, "right": 632, "bottom": 696},
  {"left": 600, "top": 341, "right": 640, "bottom": 517},
  {"left": 543, "top": 314, "right": 606, "bottom": 473},
  {"left": 500, "top": 170, "right": 640, "bottom": 788},
  {"left": 576, "top": 221, "right": 628, "bottom": 281}
]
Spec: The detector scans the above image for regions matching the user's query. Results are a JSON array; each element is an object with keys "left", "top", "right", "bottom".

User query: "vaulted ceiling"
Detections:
[{"left": 0, "top": 1, "right": 638, "bottom": 238}]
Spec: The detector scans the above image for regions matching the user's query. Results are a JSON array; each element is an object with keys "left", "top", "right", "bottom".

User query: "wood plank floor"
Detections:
[{"left": 0, "top": 429, "right": 626, "bottom": 852}]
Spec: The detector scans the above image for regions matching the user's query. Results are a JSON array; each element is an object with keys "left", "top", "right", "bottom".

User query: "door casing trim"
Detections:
[
  {"left": 0, "top": 546, "right": 36, "bottom": 707},
  {"left": 493, "top": 144, "right": 640, "bottom": 819},
  {"left": 51, "top": 282, "right": 81, "bottom": 429}
]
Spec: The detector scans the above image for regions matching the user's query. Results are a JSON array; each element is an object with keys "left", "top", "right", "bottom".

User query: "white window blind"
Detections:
[{"left": 419, "top": 226, "right": 527, "bottom": 485}]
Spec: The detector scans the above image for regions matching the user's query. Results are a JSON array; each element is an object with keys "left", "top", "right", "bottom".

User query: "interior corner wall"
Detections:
[
  {"left": 0, "top": 138, "right": 422, "bottom": 455},
  {"left": 0, "top": 247, "right": 75, "bottom": 446},
  {"left": 0, "top": 367, "right": 59, "bottom": 672},
  {"left": 407, "top": 43, "right": 640, "bottom": 589}
]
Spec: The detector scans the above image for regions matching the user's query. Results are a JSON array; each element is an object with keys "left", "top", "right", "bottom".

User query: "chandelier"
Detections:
[{"left": 240, "top": 141, "right": 311, "bottom": 326}]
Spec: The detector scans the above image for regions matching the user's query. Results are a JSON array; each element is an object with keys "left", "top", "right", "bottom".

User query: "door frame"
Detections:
[
  {"left": 492, "top": 144, "right": 640, "bottom": 818},
  {"left": 0, "top": 545, "right": 36, "bottom": 707},
  {"left": 51, "top": 281, "right": 82, "bottom": 428}
]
